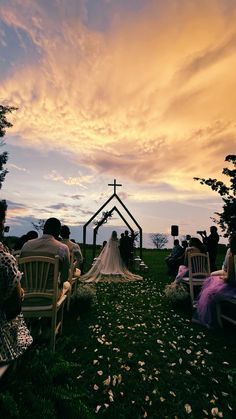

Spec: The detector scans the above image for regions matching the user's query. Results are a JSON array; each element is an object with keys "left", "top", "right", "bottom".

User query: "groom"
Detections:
[{"left": 120, "top": 230, "right": 132, "bottom": 267}]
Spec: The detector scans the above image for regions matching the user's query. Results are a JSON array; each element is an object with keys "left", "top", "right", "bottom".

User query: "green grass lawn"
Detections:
[{"left": 0, "top": 249, "right": 236, "bottom": 419}]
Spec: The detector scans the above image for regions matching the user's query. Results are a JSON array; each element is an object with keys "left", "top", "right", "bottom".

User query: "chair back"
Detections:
[
  {"left": 188, "top": 252, "right": 210, "bottom": 278},
  {"left": 69, "top": 250, "right": 77, "bottom": 279},
  {"left": 66, "top": 250, "right": 81, "bottom": 311},
  {"left": 17, "top": 255, "right": 67, "bottom": 352},
  {"left": 17, "top": 255, "right": 60, "bottom": 309}
]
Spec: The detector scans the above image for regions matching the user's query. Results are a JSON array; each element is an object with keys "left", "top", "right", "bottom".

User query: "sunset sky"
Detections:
[{"left": 0, "top": 0, "right": 235, "bottom": 247}]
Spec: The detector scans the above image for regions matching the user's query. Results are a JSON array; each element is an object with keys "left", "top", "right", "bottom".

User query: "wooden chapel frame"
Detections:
[{"left": 83, "top": 181, "right": 143, "bottom": 260}]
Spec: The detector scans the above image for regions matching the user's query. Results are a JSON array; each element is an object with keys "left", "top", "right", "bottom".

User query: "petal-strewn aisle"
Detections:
[{"left": 63, "top": 273, "right": 236, "bottom": 418}]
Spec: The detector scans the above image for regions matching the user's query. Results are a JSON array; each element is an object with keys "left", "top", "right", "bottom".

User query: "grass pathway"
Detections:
[{"left": 0, "top": 250, "right": 236, "bottom": 418}]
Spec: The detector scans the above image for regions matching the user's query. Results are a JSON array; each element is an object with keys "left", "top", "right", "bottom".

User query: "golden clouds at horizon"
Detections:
[
  {"left": 44, "top": 170, "right": 94, "bottom": 187},
  {"left": 1, "top": 0, "right": 236, "bottom": 193}
]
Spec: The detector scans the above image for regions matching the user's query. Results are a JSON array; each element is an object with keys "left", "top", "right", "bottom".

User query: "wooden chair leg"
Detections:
[
  {"left": 66, "top": 289, "right": 72, "bottom": 311},
  {"left": 50, "top": 315, "right": 57, "bottom": 352},
  {"left": 60, "top": 305, "right": 65, "bottom": 335},
  {"left": 189, "top": 283, "right": 194, "bottom": 307}
]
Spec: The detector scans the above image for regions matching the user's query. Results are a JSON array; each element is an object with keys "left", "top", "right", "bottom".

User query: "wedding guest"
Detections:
[
  {"left": 165, "top": 239, "right": 185, "bottom": 276},
  {"left": 198, "top": 226, "right": 219, "bottom": 271},
  {"left": 175, "top": 237, "right": 206, "bottom": 283},
  {"left": 20, "top": 218, "right": 70, "bottom": 293},
  {"left": 181, "top": 240, "right": 188, "bottom": 250},
  {"left": 60, "top": 225, "right": 83, "bottom": 267},
  {"left": 121, "top": 230, "right": 132, "bottom": 267},
  {"left": 14, "top": 230, "right": 38, "bottom": 251},
  {"left": 119, "top": 233, "right": 125, "bottom": 264},
  {"left": 0, "top": 200, "right": 33, "bottom": 364},
  {"left": 193, "top": 233, "right": 236, "bottom": 328}
]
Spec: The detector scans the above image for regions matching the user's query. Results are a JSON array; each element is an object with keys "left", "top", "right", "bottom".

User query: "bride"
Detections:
[{"left": 81, "top": 230, "right": 143, "bottom": 283}]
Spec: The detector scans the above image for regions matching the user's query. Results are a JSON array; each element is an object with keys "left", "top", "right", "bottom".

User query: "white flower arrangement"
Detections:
[
  {"left": 164, "top": 282, "right": 189, "bottom": 302},
  {"left": 75, "top": 284, "right": 97, "bottom": 302}
]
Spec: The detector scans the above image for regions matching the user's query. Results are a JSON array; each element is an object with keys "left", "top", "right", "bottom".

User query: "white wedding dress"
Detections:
[{"left": 81, "top": 236, "right": 142, "bottom": 283}]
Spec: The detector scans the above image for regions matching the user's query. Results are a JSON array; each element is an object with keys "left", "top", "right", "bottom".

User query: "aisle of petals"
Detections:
[{"left": 68, "top": 277, "right": 236, "bottom": 418}]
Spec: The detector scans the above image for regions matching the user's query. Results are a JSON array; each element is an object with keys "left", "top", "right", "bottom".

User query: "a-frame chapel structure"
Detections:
[{"left": 83, "top": 179, "right": 143, "bottom": 260}]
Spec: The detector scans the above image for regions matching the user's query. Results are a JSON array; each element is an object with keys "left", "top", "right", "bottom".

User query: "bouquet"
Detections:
[
  {"left": 76, "top": 284, "right": 96, "bottom": 301},
  {"left": 72, "top": 284, "right": 97, "bottom": 313},
  {"left": 164, "top": 282, "right": 189, "bottom": 303}
]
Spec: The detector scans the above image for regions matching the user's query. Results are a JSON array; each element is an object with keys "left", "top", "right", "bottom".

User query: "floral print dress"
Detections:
[{"left": 0, "top": 242, "right": 33, "bottom": 363}]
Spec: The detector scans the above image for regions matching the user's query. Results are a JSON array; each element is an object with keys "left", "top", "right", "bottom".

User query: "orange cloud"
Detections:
[
  {"left": 1, "top": 0, "right": 236, "bottom": 200},
  {"left": 44, "top": 170, "right": 94, "bottom": 187}
]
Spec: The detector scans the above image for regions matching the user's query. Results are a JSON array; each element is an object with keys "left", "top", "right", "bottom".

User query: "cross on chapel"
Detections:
[{"left": 108, "top": 179, "right": 122, "bottom": 194}]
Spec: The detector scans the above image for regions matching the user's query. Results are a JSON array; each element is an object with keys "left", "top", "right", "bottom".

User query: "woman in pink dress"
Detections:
[
  {"left": 175, "top": 237, "right": 206, "bottom": 283},
  {"left": 193, "top": 233, "right": 236, "bottom": 328}
]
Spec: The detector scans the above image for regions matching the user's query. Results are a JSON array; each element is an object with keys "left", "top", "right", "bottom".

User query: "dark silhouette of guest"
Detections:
[
  {"left": 121, "top": 230, "right": 132, "bottom": 267},
  {"left": 60, "top": 225, "right": 83, "bottom": 266},
  {"left": 14, "top": 230, "right": 38, "bottom": 251},
  {"left": 199, "top": 226, "right": 219, "bottom": 271},
  {"left": 165, "top": 239, "right": 184, "bottom": 276},
  {"left": 181, "top": 240, "right": 188, "bottom": 250},
  {"left": 119, "top": 233, "right": 125, "bottom": 264}
]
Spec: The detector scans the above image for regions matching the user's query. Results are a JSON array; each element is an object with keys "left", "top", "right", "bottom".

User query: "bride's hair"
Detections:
[{"left": 111, "top": 230, "right": 118, "bottom": 240}]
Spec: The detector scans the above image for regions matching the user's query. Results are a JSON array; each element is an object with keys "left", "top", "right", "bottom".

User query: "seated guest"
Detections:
[
  {"left": 20, "top": 218, "right": 70, "bottom": 294},
  {"left": 198, "top": 226, "right": 219, "bottom": 271},
  {"left": 175, "top": 237, "right": 206, "bottom": 283},
  {"left": 193, "top": 233, "right": 236, "bottom": 328},
  {"left": 14, "top": 230, "right": 38, "bottom": 251},
  {"left": 0, "top": 200, "right": 33, "bottom": 364},
  {"left": 165, "top": 239, "right": 185, "bottom": 276},
  {"left": 211, "top": 245, "right": 230, "bottom": 276},
  {"left": 60, "top": 225, "right": 83, "bottom": 268},
  {"left": 181, "top": 240, "right": 188, "bottom": 250}
]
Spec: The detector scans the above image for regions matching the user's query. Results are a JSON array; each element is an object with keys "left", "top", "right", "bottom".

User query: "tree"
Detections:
[
  {"left": 150, "top": 233, "right": 168, "bottom": 249},
  {"left": 31, "top": 219, "right": 45, "bottom": 232},
  {"left": 0, "top": 105, "right": 17, "bottom": 189},
  {"left": 194, "top": 155, "right": 236, "bottom": 236}
]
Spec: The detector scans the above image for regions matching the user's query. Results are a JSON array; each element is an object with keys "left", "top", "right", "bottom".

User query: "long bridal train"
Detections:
[{"left": 81, "top": 231, "right": 143, "bottom": 283}]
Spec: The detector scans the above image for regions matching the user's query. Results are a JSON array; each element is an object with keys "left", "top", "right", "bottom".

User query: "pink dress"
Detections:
[
  {"left": 193, "top": 252, "right": 236, "bottom": 328},
  {"left": 175, "top": 246, "right": 205, "bottom": 283}
]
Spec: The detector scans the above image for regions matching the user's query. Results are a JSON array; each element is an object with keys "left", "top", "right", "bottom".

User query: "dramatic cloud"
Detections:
[
  {"left": 1, "top": 0, "right": 235, "bottom": 239},
  {"left": 44, "top": 170, "right": 94, "bottom": 187}
]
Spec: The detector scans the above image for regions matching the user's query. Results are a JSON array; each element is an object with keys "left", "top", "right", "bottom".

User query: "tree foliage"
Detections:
[
  {"left": 150, "top": 233, "right": 168, "bottom": 249},
  {"left": 194, "top": 155, "right": 236, "bottom": 236},
  {"left": 31, "top": 219, "right": 45, "bottom": 232},
  {"left": 0, "top": 105, "right": 17, "bottom": 189},
  {"left": 94, "top": 210, "right": 113, "bottom": 228}
]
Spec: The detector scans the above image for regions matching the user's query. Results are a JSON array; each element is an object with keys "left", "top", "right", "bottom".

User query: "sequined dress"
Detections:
[{"left": 0, "top": 243, "right": 33, "bottom": 363}]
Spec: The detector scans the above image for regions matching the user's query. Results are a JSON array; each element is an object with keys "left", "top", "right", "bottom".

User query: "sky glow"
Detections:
[{"left": 0, "top": 0, "right": 235, "bottom": 246}]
